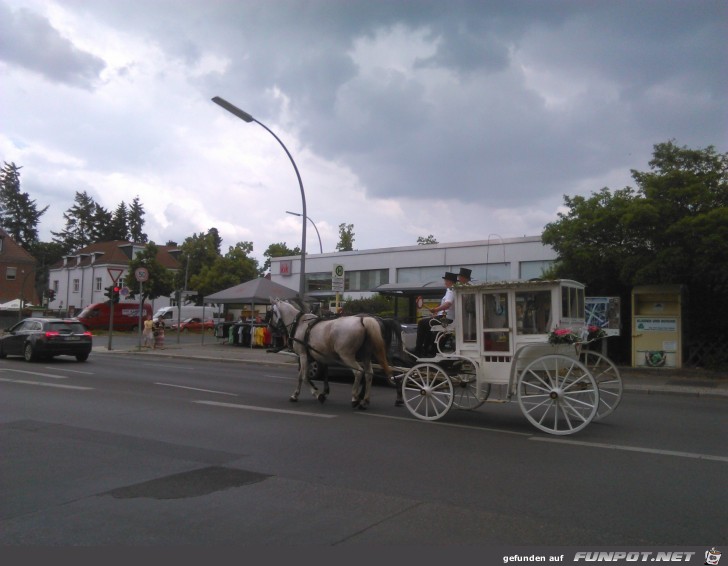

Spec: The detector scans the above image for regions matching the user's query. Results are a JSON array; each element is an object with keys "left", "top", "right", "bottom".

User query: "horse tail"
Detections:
[
  {"left": 361, "top": 316, "right": 393, "bottom": 378},
  {"left": 380, "top": 318, "right": 404, "bottom": 360}
]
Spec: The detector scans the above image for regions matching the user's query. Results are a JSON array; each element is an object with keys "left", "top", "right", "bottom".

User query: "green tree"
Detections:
[
  {"left": 122, "top": 242, "right": 175, "bottom": 304},
  {"left": 92, "top": 203, "right": 114, "bottom": 240},
  {"left": 0, "top": 162, "right": 48, "bottom": 249},
  {"left": 173, "top": 228, "right": 223, "bottom": 291},
  {"left": 341, "top": 294, "right": 394, "bottom": 317},
  {"left": 262, "top": 242, "right": 301, "bottom": 273},
  {"left": 28, "top": 241, "right": 66, "bottom": 303},
  {"left": 189, "top": 241, "right": 260, "bottom": 298},
  {"left": 542, "top": 140, "right": 728, "bottom": 359},
  {"left": 52, "top": 191, "right": 99, "bottom": 252},
  {"left": 336, "top": 223, "right": 355, "bottom": 252},
  {"left": 108, "top": 202, "right": 129, "bottom": 241},
  {"left": 128, "top": 196, "right": 147, "bottom": 243},
  {"left": 417, "top": 235, "right": 438, "bottom": 245}
]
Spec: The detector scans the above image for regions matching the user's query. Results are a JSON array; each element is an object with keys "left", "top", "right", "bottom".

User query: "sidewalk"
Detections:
[{"left": 94, "top": 341, "right": 728, "bottom": 399}]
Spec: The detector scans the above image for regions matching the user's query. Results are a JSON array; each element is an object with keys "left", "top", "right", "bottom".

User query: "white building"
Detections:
[
  {"left": 47, "top": 241, "right": 181, "bottom": 316},
  {"left": 269, "top": 235, "right": 556, "bottom": 303}
]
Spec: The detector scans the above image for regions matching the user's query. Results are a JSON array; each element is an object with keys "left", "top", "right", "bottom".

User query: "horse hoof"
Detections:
[
  {"left": 317, "top": 394, "right": 327, "bottom": 404},
  {"left": 289, "top": 396, "right": 298, "bottom": 403},
  {"left": 394, "top": 399, "right": 404, "bottom": 407},
  {"left": 351, "top": 400, "right": 359, "bottom": 408},
  {"left": 358, "top": 404, "right": 368, "bottom": 411}
]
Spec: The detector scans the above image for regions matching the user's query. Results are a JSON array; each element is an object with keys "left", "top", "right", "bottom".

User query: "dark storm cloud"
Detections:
[
  {"left": 1, "top": 0, "right": 724, "bottom": 252},
  {"left": 0, "top": 1, "right": 105, "bottom": 89}
]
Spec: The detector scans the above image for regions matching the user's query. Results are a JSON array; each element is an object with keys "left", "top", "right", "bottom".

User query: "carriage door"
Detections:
[
  {"left": 457, "top": 291, "right": 478, "bottom": 356},
  {"left": 482, "top": 292, "right": 511, "bottom": 355}
]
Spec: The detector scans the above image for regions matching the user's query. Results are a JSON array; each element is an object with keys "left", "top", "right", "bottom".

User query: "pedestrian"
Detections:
[
  {"left": 142, "top": 314, "right": 154, "bottom": 349},
  {"left": 153, "top": 318, "right": 166, "bottom": 350},
  {"left": 415, "top": 271, "right": 457, "bottom": 357}
]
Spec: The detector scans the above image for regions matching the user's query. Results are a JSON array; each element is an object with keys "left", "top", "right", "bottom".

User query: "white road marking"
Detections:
[
  {"left": 0, "top": 368, "right": 69, "bottom": 379},
  {"left": 155, "top": 382, "right": 238, "bottom": 396},
  {"left": 361, "top": 412, "right": 531, "bottom": 436},
  {"left": 263, "top": 374, "right": 296, "bottom": 381},
  {"left": 194, "top": 400, "right": 337, "bottom": 418},
  {"left": 531, "top": 437, "right": 728, "bottom": 463},
  {"left": 0, "top": 377, "right": 92, "bottom": 390},
  {"left": 43, "top": 366, "right": 94, "bottom": 375},
  {"left": 363, "top": 414, "right": 727, "bottom": 462}
]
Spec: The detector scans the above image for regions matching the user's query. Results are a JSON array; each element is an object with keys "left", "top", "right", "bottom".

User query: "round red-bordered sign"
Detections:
[{"left": 135, "top": 267, "right": 149, "bottom": 282}]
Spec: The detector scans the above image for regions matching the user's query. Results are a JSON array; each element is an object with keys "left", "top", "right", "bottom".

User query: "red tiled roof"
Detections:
[
  {"left": 0, "top": 228, "right": 37, "bottom": 264},
  {"left": 49, "top": 241, "right": 181, "bottom": 270}
]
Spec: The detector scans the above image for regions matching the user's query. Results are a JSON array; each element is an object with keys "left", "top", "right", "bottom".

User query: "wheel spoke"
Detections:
[
  {"left": 580, "top": 351, "right": 623, "bottom": 420},
  {"left": 402, "top": 363, "right": 454, "bottom": 421},
  {"left": 517, "top": 355, "right": 598, "bottom": 435}
]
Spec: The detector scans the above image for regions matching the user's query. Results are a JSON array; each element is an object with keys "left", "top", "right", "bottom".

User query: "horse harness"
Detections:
[{"left": 281, "top": 310, "right": 369, "bottom": 367}]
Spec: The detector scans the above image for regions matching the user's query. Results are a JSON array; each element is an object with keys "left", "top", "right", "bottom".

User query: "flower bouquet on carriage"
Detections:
[
  {"left": 548, "top": 325, "right": 606, "bottom": 346},
  {"left": 585, "top": 325, "right": 607, "bottom": 342},
  {"left": 548, "top": 327, "right": 581, "bottom": 345}
]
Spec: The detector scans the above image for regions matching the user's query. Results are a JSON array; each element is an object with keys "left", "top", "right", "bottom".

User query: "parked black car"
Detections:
[{"left": 0, "top": 318, "right": 93, "bottom": 362}]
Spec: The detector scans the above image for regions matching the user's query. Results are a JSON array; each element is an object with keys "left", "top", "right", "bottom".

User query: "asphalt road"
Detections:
[{"left": 1, "top": 351, "right": 726, "bottom": 548}]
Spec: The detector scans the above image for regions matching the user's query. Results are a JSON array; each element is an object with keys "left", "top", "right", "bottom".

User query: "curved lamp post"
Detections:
[
  {"left": 286, "top": 211, "right": 322, "bottom": 254},
  {"left": 212, "top": 96, "right": 307, "bottom": 299}
]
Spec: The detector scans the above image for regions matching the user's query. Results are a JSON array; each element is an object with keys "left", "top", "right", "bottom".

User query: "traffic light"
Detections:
[{"left": 104, "top": 285, "right": 120, "bottom": 304}]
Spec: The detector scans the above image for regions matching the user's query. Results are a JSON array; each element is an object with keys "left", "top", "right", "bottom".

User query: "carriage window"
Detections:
[
  {"left": 460, "top": 293, "right": 477, "bottom": 343},
  {"left": 561, "top": 286, "right": 585, "bottom": 319},
  {"left": 483, "top": 293, "right": 509, "bottom": 352},
  {"left": 515, "top": 291, "right": 551, "bottom": 335}
]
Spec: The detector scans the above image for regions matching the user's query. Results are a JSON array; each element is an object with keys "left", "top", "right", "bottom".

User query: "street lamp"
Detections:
[
  {"left": 286, "top": 211, "right": 322, "bottom": 254},
  {"left": 212, "top": 96, "right": 307, "bottom": 299}
]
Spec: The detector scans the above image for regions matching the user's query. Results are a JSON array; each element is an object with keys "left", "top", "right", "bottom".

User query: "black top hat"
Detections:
[
  {"left": 458, "top": 267, "right": 472, "bottom": 279},
  {"left": 442, "top": 272, "right": 458, "bottom": 283}
]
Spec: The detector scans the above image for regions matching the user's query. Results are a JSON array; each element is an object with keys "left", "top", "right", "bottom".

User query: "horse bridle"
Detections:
[{"left": 270, "top": 304, "right": 331, "bottom": 358}]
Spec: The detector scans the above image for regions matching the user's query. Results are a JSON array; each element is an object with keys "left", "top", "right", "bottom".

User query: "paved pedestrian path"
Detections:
[{"left": 94, "top": 340, "right": 728, "bottom": 399}]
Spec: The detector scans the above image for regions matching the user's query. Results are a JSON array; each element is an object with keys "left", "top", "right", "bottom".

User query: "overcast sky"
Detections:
[{"left": 1, "top": 0, "right": 726, "bottom": 265}]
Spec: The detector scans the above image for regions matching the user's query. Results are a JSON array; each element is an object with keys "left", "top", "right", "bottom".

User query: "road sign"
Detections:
[
  {"left": 135, "top": 267, "right": 149, "bottom": 282},
  {"left": 332, "top": 264, "right": 345, "bottom": 292},
  {"left": 108, "top": 267, "right": 124, "bottom": 284},
  {"left": 120, "top": 286, "right": 130, "bottom": 296}
]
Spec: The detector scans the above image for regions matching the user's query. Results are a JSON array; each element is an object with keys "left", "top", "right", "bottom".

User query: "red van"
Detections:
[{"left": 75, "top": 302, "right": 152, "bottom": 331}]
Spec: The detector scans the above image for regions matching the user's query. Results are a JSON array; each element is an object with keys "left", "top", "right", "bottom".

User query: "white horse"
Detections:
[{"left": 269, "top": 298, "right": 402, "bottom": 409}]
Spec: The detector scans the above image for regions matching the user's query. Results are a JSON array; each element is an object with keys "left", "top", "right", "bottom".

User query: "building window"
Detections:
[
  {"left": 520, "top": 260, "right": 554, "bottom": 280},
  {"left": 347, "top": 269, "right": 389, "bottom": 291},
  {"left": 53, "top": 280, "right": 59, "bottom": 292},
  {"left": 73, "top": 279, "right": 80, "bottom": 293},
  {"left": 95, "top": 277, "right": 102, "bottom": 291},
  {"left": 305, "top": 269, "right": 389, "bottom": 293},
  {"left": 306, "top": 272, "right": 332, "bottom": 292},
  {"left": 397, "top": 266, "right": 445, "bottom": 284},
  {"left": 6, "top": 266, "right": 17, "bottom": 280}
]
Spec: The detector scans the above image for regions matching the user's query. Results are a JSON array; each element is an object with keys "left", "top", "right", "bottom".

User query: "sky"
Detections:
[{"left": 1, "top": 0, "right": 726, "bottom": 266}]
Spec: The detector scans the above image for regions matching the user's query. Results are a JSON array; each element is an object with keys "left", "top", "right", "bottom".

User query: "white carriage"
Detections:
[{"left": 398, "top": 279, "right": 623, "bottom": 435}]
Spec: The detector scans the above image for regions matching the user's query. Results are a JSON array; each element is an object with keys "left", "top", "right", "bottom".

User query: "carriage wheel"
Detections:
[
  {"left": 451, "top": 361, "right": 487, "bottom": 410},
  {"left": 517, "top": 354, "right": 598, "bottom": 435},
  {"left": 580, "top": 350, "right": 623, "bottom": 420},
  {"left": 402, "top": 363, "right": 454, "bottom": 421}
]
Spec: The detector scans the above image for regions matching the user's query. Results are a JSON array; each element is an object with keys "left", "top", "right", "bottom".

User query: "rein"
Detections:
[{"left": 274, "top": 302, "right": 379, "bottom": 373}]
